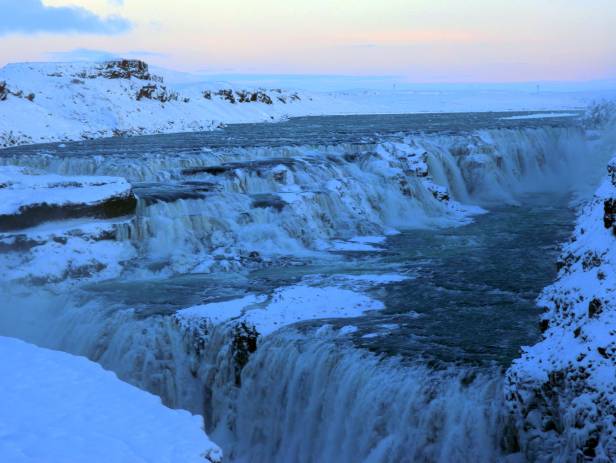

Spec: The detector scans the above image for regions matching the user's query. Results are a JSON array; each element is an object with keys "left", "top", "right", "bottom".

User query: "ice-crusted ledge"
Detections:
[
  {"left": 176, "top": 280, "right": 395, "bottom": 337},
  {"left": 0, "top": 166, "right": 137, "bottom": 284},
  {"left": 506, "top": 157, "right": 616, "bottom": 462},
  {"left": 0, "top": 166, "right": 136, "bottom": 230},
  {"left": 0, "top": 336, "right": 222, "bottom": 463}
]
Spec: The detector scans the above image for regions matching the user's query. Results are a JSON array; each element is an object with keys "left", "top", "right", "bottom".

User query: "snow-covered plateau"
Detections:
[
  {"left": 0, "top": 59, "right": 613, "bottom": 148},
  {"left": 0, "top": 62, "right": 615, "bottom": 463}
]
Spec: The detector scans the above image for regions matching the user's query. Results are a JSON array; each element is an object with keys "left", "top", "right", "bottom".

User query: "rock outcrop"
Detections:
[{"left": 0, "top": 166, "right": 136, "bottom": 231}]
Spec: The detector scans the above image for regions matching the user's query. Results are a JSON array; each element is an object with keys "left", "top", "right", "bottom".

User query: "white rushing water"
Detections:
[
  {"left": 0, "top": 126, "right": 603, "bottom": 280},
  {"left": 1, "top": 118, "right": 613, "bottom": 462},
  {"left": 215, "top": 330, "right": 513, "bottom": 463}
]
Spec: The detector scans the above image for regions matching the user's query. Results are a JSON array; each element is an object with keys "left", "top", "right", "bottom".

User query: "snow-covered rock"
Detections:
[
  {"left": 0, "top": 166, "right": 135, "bottom": 230},
  {"left": 0, "top": 60, "right": 312, "bottom": 148},
  {"left": 0, "top": 335, "right": 222, "bottom": 463},
  {"left": 506, "top": 155, "right": 616, "bottom": 462},
  {"left": 0, "top": 166, "right": 137, "bottom": 284},
  {"left": 176, "top": 281, "right": 394, "bottom": 337}
]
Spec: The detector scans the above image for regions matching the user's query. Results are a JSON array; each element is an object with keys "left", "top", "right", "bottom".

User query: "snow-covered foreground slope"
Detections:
[
  {"left": 0, "top": 336, "right": 222, "bottom": 463},
  {"left": 506, "top": 153, "right": 616, "bottom": 460},
  {"left": 0, "top": 59, "right": 612, "bottom": 149}
]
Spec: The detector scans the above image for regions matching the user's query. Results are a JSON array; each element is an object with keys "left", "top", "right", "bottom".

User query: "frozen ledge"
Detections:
[{"left": 0, "top": 166, "right": 136, "bottom": 231}]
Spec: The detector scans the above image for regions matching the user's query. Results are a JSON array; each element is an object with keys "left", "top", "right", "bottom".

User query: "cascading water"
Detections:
[
  {"left": 0, "top": 113, "right": 610, "bottom": 462},
  {"left": 220, "top": 331, "right": 511, "bottom": 463}
]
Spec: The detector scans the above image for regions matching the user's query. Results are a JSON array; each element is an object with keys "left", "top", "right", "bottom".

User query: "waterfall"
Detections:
[
  {"left": 0, "top": 126, "right": 600, "bottom": 281},
  {"left": 0, "top": 122, "right": 609, "bottom": 462},
  {"left": 214, "top": 330, "right": 516, "bottom": 463}
]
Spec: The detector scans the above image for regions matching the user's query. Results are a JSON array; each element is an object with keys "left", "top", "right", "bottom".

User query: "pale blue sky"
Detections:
[{"left": 0, "top": 0, "right": 614, "bottom": 82}]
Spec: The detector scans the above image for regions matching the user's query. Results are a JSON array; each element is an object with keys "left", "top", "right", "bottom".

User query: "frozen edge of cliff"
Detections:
[
  {"left": 506, "top": 155, "right": 616, "bottom": 461},
  {"left": 0, "top": 335, "right": 222, "bottom": 463}
]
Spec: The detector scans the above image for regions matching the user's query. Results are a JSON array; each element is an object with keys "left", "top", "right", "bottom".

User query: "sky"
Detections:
[{"left": 0, "top": 0, "right": 615, "bottom": 83}]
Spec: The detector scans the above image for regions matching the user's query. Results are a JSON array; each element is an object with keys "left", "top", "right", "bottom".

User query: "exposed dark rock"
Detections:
[
  {"left": 182, "top": 159, "right": 297, "bottom": 177},
  {"left": 0, "top": 81, "right": 34, "bottom": 102},
  {"left": 582, "top": 252, "right": 603, "bottom": 270},
  {"left": 136, "top": 84, "right": 179, "bottom": 103},
  {"left": 231, "top": 322, "right": 259, "bottom": 386},
  {"left": 588, "top": 298, "right": 603, "bottom": 318},
  {"left": 0, "top": 193, "right": 137, "bottom": 232},
  {"left": 608, "top": 160, "right": 616, "bottom": 187},
  {"left": 236, "top": 90, "right": 273, "bottom": 105},
  {"left": 215, "top": 89, "right": 236, "bottom": 104},
  {"left": 212, "top": 88, "right": 290, "bottom": 105},
  {"left": 101, "top": 59, "right": 152, "bottom": 80},
  {"left": 603, "top": 198, "right": 616, "bottom": 231},
  {"left": 132, "top": 182, "right": 219, "bottom": 205},
  {"left": 556, "top": 252, "right": 578, "bottom": 272},
  {"left": 251, "top": 194, "right": 287, "bottom": 212}
]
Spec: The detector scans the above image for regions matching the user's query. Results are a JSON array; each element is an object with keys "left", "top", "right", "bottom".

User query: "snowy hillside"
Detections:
[
  {"left": 0, "top": 59, "right": 612, "bottom": 149},
  {"left": 0, "top": 60, "right": 324, "bottom": 148},
  {"left": 506, "top": 150, "right": 616, "bottom": 460},
  {"left": 0, "top": 336, "right": 222, "bottom": 463}
]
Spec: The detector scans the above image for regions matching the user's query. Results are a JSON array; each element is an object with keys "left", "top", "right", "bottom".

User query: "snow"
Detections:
[
  {"left": 499, "top": 112, "right": 579, "bottom": 120},
  {"left": 506, "top": 151, "right": 616, "bottom": 460},
  {"left": 0, "top": 165, "right": 132, "bottom": 216},
  {"left": 242, "top": 285, "right": 384, "bottom": 336},
  {"left": 0, "top": 60, "right": 613, "bottom": 149},
  {"left": 176, "top": 294, "right": 267, "bottom": 326},
  {"left": 0, "top": 336, "right": 222, "bottom": 463},
  {"left": 175, "top": 271, "right": 410, "bottom": 337},
  {"left": 176, "top": 281, "right": 393, "bottom": 337},
  {"left": 0, "top": 166, "right": 137, "bottom": 284},
  {"left": 338, "top": 325, "right": 359, "bottom": 336}
]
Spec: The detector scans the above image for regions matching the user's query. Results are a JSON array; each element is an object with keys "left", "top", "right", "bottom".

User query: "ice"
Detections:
[{"left": 242, "top": 285, "right": 384, "bottom": 336}]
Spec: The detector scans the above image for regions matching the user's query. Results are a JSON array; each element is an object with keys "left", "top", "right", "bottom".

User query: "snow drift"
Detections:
[{"left": 0, "top": 336, "right": 222, "bottom": 463}]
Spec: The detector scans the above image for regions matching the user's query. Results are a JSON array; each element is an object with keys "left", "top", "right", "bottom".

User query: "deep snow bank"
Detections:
[
  {"left": 506, "top": 155, "right": 616, "bottom": 460},
  {"left": 0, "top": 336, "right": 222, "bottom": 463}
]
